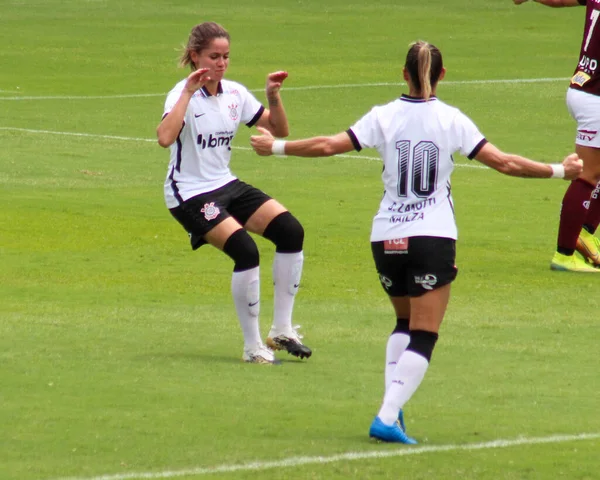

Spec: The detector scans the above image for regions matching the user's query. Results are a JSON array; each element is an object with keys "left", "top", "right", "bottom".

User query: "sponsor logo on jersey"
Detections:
[
  {"left": 384, "top": 238, "right": 409, "bottom": 254},
  {"left": 571, "top": 71, "right": 591, "bottom": 87},
  {"left": 414, "top": 273, "right": 438, "bottom": 290},
  {"left": 201, "top": 202, "right": 220, "bottom": 221},
  {"left": 228, "top": 103, "right": 239, "bottom": 121},
  {"left": 197, "top": 133, "right": 234, "bottom": 149},
  {"left": 577, "top": 129, "right": 598, "bottom": 142}
]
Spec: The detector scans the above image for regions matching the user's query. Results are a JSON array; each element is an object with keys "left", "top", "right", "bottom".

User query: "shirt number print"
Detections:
[
  {"left": 584, "top": 9, "right": 599, "bottom": 52},
  {"left": 395, "top": 140, "right": 439, "bottom": 198}
]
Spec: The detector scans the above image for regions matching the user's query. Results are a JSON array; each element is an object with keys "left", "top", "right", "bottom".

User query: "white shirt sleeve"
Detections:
[
  {"left": 453, "top": 110, "right": 486, "bottom": 158},
  {"left": 237, "top": 84, "right": 264, "bottom": 126},
  {"left": 348, "top": 107, "right": 383, "bottom": 149},
  {"left": 163, "top": 84, "right": 185, "bottom": 117}
]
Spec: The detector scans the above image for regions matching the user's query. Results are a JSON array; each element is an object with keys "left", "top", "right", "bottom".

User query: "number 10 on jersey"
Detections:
[{"left": 395, "top": 140, "right": 439, "bottom": 199}]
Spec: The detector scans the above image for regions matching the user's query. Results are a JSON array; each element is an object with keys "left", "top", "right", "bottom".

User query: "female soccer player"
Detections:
[
  {"left": 157, "top": 22, "right": 312, "bottom": 365},
  {"left": 515, "top": 0, "right": 600, "bottom": 272},
  {"left": 251, "top": 41, "right": 583, "bottom": 442}
]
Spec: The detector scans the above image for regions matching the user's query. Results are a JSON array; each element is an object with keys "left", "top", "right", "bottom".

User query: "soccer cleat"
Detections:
[
  {"left": 550, "top": 252, "right": 600, "bottom": 273},
  {"left": 397, "top": 409, "right": 406, "bottom": 432},
  {"left": 369, "top": 416, "right": 417, "bottom": 444},
  {"left": 266, "top": 325, "right": 312, "bottom": 359},
  {"left": 242, "top": 343, "right": 281, "bottom": 365},
  {"left": 576, "top": 229, "right": 600, "bottom": 266}
]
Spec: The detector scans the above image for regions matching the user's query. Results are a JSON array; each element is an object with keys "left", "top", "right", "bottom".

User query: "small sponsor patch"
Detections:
[
  {"left": 384, "top": 238, "right": 409, "bottom": 254},
  {"left": 379, "top": 274, "right": 393, "bottom": 289},
  {"left": 414, "top": 273, "right": 438, "bottom": 290},
  {"left": 201, "top": 202, "right": 220, "bottom": 221},
  {"left": 577, "top": 129, "right": 598, "bottom": 142},
  {"left": 571, "top": 71, "right": 591, "bottom": 87}
]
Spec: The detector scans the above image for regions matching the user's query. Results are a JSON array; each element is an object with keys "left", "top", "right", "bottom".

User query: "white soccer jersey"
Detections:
[
  {"left": 162, "top": 79, "right": 265, "bottom": 208},
  {"left": 347, "top": 95, "right": 487, "bottom": 242}
]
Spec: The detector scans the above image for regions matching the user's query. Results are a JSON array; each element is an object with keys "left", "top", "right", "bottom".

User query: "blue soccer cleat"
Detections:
[
  {"left": 369, "top": 416, "right": 417, "bottom": 444},
  {"left": 397, "top": 409, "right": 406, "bottom": 432}
]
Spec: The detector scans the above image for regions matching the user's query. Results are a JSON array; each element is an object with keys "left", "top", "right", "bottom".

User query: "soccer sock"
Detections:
[
  {"left": 385, "top": 319, "right": 411, "bottom": 393},
  {"left": 231, "top": 267, "right": 262, "bottom": 348},
  {"left": 583, "top": 182, "right": 600, "bottom": 235},
  {"left": 557, "top": 178, "right": 595, "bottom": 254},
  {"left": 271, "top": 251, "right": 303, "bottom": 332},
  {"left": 378, "top": 351, "right": 429, "bottom": 425},
  {"left": 378, "top": 330, "right": 438, "bottom": 426}
]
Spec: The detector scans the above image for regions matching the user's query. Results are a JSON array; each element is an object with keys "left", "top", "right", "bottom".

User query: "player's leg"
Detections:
[
  {"left": 553, "top": 89, "right": 600, "bottom": 272},
  {"left": 386, "top": 297, "right": 411, "bottom": 393},
  {"left": 576, "top": 147, "right": 600, "bottom": 265},
  {"left": 380, "top": 296, "right": 411, "bottom": 432},
  {"left": 369, "top": 237, "right": 456, "bottom": 444},
  {"left": 170, "top": 189, "right": 275, "bottom": 364},
  {"left": 371, "top": 285, "right": 449, "bottom": 442},
  {"left": 245, "top": 198, "right": 311, "bottom": 359},
  {"left": 204, "top": 218, "right": 276, "bottom": 364}
]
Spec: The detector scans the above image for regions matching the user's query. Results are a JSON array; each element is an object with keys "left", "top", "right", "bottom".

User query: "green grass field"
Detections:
[{"left": 2, "top": 1, "right": 600, "bottom": 479}]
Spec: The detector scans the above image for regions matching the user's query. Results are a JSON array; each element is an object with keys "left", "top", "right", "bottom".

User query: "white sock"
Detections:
[
  {"left": 231, "top": 267, "right": 261, "bottom": 348},
  {"left": 385, "top": 333, "right": 411, "bottom": 393},
  {"left": 378, "top": 350, "right": 430, "bottom": 425},
  {"left": 271, "top": 251, "right": 303, "bottom": 332}
]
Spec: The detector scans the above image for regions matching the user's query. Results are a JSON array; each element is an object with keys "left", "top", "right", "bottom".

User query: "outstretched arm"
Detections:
[
  {"left": 251, "top": 127, "right": 355, "bottom": 157},
  {"left": 474, "top": 142, "right": 582, "bottom": 179},
  {"left": 513, "top": 0, "right": 584, "bottom": 7}
]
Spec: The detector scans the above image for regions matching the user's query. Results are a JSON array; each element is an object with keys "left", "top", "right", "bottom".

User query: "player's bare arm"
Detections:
[
  {"left": 513, "top": 0, "right": 584, "bottom": 7},
  {"left": 157, "top": 68, "right": 211, "bottom": 147},
  {"left": 474, "top": 142, "right": 583, "bottom": 179},
  {"left": 251, "top": 128, "right": 355, "bottom": 157},
  {"left": 255, "top": 71, "right": 289, "bottom": 138}
]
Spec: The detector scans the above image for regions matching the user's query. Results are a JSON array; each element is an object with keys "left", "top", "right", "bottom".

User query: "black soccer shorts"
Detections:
[
  {"left": 371, "top": 236, "right": 458, "bottom": 297},
  {"left": 169, "top": 179, "right": 272, "bottom": 250}
]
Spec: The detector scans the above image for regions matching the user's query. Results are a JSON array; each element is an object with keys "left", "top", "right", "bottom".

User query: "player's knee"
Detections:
[
  {"left": 392, "top": 317, "right": 410, "bottom": 335},
  {"left": 263, "top": 211, "right": 304, "bottom": 253},
  {"left": 223, "top": 229, "right": 260, "bottom": 272},
  {"left": 406, "top": 330, "right": 439, "bottom": 362}
]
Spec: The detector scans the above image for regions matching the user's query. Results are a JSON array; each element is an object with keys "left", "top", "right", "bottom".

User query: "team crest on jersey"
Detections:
[
  {"left": 571, "top": 71, "right": 591, "bottom": 87},
  {"left": 228, "top": 103, "right": 239, "bottom": 121},
  {"left": 201, "top": 202, "right": 220, "bottom": 221}
]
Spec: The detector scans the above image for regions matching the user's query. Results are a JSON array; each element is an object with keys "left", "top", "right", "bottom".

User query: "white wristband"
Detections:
[
  {"left": 550, "top": 164, "right": 565, "bottom": 179},
  {"left": 271, "top": 140, "right": 287, "bottom": 156}
]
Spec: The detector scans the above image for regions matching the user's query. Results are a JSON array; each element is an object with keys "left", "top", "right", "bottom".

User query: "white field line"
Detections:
[
  {"left": 0, "top": 126, "right": 488, "bottom": 169},
  {"left": 0, "top": 77, "right": 571, "bottom": 101},
  {"left": 48, "top": 432, "right": 600, "bottom": 480}
]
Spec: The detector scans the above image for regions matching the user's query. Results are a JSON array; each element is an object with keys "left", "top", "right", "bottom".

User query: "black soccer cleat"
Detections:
[{"left": 266, "top": 326, "right": 312, "bottom": 359}]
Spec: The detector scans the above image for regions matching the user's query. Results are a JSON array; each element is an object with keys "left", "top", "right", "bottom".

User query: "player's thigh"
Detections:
[
  {"left": 244, "top": 200, "right": 287, "bottom": 235},
  {"left": 409, "top": 283, "right": 451, "bottom": 332},
  {"left": 576, "top": 144, "right": 600, "bottom": 183},
  {"left": 226, "top": 181, "right": 285, "bottom": 234},
  {"left": 389, "top": 296, "right": 411, "bottom": 319},
  {"left": 203, "top": 217, "right": 244, "bottom": 250},
  {"left": 567, "top": 88, "right": 600, "bottom": 181}
]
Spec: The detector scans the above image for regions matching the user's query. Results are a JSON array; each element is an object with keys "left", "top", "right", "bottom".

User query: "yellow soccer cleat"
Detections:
[
  {"left": 550, "top": 251, "right": 600, "bottom": 273},
  {"left": 575, "top": 229, "right": 600, "bottom": 266}
]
